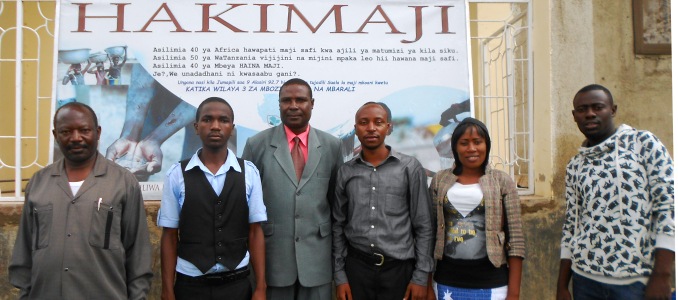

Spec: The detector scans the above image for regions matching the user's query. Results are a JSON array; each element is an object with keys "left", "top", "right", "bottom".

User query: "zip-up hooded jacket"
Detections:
[{"left": 561, "top": 124, "right": 674, "bottom": 282}]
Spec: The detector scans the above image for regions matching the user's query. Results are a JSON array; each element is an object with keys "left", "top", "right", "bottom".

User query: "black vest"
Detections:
[{"left": 178, "top": 158, "right": 249, "bottom": 273}]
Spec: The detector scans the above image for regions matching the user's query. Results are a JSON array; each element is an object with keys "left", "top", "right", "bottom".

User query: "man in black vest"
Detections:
[{"left": 158, "top": 97, "right": 267, "bottom": 300}]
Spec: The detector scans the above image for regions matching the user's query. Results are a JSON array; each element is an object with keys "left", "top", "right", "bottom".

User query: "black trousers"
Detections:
[
  {"left": 174, "top": 274, "right": 252, "bottom": 300},
  {"left": 345, "top": 254, "right": 415, "bottom": 300}
]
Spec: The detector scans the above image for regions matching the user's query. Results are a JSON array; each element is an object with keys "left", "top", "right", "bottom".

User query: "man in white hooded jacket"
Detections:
[{"left": 556, "top": 84, "right": 674, "bottom": 300}]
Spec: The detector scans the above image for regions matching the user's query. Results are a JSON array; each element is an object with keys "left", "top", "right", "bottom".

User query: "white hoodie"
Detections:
[{"left": 561, "top": 124, "right": 674, "bottom": 284}]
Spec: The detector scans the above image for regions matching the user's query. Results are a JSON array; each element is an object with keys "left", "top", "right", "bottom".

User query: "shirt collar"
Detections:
[
  {"left": 353, "top": 145, "right": 400, "bottom": 166},
  {"left": 185, "top": 148, "right": 241, "bottom": 175},
  {"left": 283, "top": 124, "right": 311, "bottom": 146}
]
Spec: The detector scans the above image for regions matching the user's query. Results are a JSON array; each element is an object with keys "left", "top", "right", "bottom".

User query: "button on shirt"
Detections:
[
  {"left": 158, "top": 149, "right": 267, "bottom": 276},
  {"left": 332, "top": 148, "right": 434, "bottom": 286}
]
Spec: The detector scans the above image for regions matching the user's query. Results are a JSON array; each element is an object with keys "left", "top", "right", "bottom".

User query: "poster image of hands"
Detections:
[{"left": 54, "top": 0, "right": 473, "bottom": 199}]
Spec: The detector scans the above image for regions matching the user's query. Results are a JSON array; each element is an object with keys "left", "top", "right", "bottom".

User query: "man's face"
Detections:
[
  {"left": 355, "top": 104, "right": 391, "bottom": 151},
  {"left": 194, "top": 101, "right": 234, "bottom": 151},
  {"left": 279, "top": 84, "right": 314, "bottom": 134},
  {"left": 52, "top": 106, "right": 101, "bottom": 165},
  {"left": 572, "top": 89, "right": 617, "bottom": 145}
]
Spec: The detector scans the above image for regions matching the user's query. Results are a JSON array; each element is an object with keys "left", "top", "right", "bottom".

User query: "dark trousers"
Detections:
[
  {"left": 174, "top": 274, "right": 252, "bottom": 300},
  {"left": 345, "top": 255, "right": 415, "bottom": 300},
  {"left": 572, "top": 273, "right": 645, "bottom": 300}
]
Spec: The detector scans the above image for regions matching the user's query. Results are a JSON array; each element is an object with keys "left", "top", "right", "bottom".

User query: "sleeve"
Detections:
[
  {"left": 8, "top": 181, "right": 34, "bottom": 299},
  {"left": 408, "top": 160, "right": 434, "bottom": 286},
  {"left": 642, "top": 133, "right": 674, "bottom": 251},
  {"left": 157, "top": 163, "right": 183, "bottom": 228},
  {"left": 326, "top": 137, "right": 344, "bottom": 207},
  {"left": 429, "top": 173, "right": 439, "bottom": 260},
  {"left": 241, "top": 137, "right": 255, "bottom": 163},
  {"left": 331, "top": 166, "right": 350, "bottom": 285},
  {"left": 501, "top": 172, "right": 525, "bottom": 258},
  {"left": 121, "top": 175, "right": 153, "bottom": 300},
  {"left": 560, "top": 160, "right": 578, "bottom": 259},
  {"left": 245, "top": 161, "right": 267, "bottom": 223}
]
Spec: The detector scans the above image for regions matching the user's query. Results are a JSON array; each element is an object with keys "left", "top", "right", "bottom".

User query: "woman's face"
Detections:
[{"left": 455, "top": 126, "right": 487, "bottom": 172}]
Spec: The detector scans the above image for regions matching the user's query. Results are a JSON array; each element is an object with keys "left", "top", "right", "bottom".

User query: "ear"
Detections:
[
  {"left": 611, "top": 104, "right": 617, "bottom": 117},
  {"left": 95, "top": 126, "right": 102, "bottom": 140},
  {"left": 571, "top": 109, "right": 576, "bottom": 120},
  {"left": 52, "top": 129, "right": 57, "bottom": 140},
  {"left": 310, "top": 98, "right": 315, "bottom": 109},
  {"left": 193, "top": 122, "right": 199, "bottom": 135},
  {"left": 387, "top": 123, "right": 393, "bottom": 135}
]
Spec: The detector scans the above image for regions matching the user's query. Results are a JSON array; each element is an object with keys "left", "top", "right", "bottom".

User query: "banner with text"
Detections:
[{"left": 54, "top": 0, "right": 473, "bottom": 199}]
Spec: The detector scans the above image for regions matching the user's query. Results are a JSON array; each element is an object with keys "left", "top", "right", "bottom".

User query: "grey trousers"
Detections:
[{"left": 267, "top": 281, "right": 332, "bottom": 300}]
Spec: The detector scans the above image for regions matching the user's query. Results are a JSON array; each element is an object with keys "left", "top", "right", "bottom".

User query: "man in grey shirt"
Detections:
[
  {"left": 9, "top": 102, "right": 153, "bottom": 299},
  {"left": 332, "top": 102, "right": 433, "bottom": 300}
]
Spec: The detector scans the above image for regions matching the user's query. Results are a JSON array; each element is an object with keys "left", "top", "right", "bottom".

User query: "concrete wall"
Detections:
[{"left": 0, "top": 1, "right": 672, "bottom": 299}]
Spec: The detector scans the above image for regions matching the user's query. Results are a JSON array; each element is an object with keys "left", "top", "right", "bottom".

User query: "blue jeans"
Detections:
[{"left": 572, "top": 273, "right": 646, "bottom": 300}]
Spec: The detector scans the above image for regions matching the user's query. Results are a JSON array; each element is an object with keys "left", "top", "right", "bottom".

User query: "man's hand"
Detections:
[
  {"left": 645, "top": 249, "right": 674, "bottom": 300},
  {"left": 556, "top": 259, "right": 573, "bottom": 300},
  {"left": 251, "top": 287, "right": 266, "bottom": 300},
  {"left": 160, "top": 289, "right": 175, "bottom": 300},
  {"left": 644, "top": 271, "right": 672, "bottom": 300},
  {"left": 556, "top": 283, "right": 572, "bottom": 300},
  {"left": 336, "top": 283, "right": 353, "bottom": 300},
  {"left": 404, "top": 282, "right": 427, "bottom": 300}
]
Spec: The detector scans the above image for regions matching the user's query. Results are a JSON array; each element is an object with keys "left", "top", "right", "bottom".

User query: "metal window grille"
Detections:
[
  {"left": 471, "top": 0, "right": 533, "bottom": 194},
  {"left": 0, "top": 0, "right": 56, "bottom": 200}
]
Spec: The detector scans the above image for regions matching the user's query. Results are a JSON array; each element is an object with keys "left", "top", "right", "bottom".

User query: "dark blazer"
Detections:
[{"left": 242, "top": 124, "right": 343, "bottom": 287}]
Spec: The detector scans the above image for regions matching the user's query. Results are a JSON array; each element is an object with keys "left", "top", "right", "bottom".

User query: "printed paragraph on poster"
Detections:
[{"left": 150, "top": 45, "right": 461, "bottom": 93}]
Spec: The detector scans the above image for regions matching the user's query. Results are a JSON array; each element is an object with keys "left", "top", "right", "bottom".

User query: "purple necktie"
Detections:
[{"left": 292, "top": 137, "right": 305, "bottom": 182}]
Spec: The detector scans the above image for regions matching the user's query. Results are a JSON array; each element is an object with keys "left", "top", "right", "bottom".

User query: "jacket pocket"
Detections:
[
  {"left": 486, "top": 229, "right": 506, "bottom": 267},
  {"left": 318, "top": 221, "right": 331, "bottom": 237},
  {"left": 497, "top": 231, "right": 506, "bottom": 249},
  {"left": 89, "top": 201, "right": 122, "bottom": 250},
  {"left": 32, "top": 204, "right": 53, "bottom": 249}
]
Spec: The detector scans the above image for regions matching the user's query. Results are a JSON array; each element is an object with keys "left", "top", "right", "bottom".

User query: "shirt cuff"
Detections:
[
  {"left": 411, "top": 269, "right": 428, "bottom": 286},
  {"left": 655, "top": 234, "right": 675, "bottom": 252},
  {"left": 249, "top": 213, "right": 267, "bottom": 223},
  {"left": 334, "top": 271, "right": 348, "bottom": 286},
  {"left": 560, "top": 246, "right": 572, "bottom": 259},
  {"left": 157, "top": 219, "right": 179, "bottom": 228}
]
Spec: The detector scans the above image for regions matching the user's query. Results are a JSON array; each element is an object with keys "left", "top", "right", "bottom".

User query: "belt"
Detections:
[
  {"left": 176, "top": 267, "right": 250, "bottom": 285},
  {"left": 347, "top": 245, "right": 402, "bottom": 267}
]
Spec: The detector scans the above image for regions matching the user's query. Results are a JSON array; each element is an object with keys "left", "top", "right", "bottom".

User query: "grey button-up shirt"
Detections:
[
  {"left": 9, "top": 154, "right": 153, "bottom": 299},
  {"left": 332, "top": 148, "right": 433, "bottom": 286}
]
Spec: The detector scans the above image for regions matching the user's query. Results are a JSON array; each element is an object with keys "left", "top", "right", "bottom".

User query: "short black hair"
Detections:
[
  {"left": 574, "top": 84, "right": 614, "bottom": 106},
  {"left": 450, "top": 117, "right": 492, "bottom": 175},
  {"left": 195, "top": 97, "right": 234, "bottom": 122},
  {"left": 53, "top": 102, "right": 99, "bottom": 128},
  {"left": 279, "top": 78, "right": 313, "bottom": 99},
  {"left": 358, "top": 101, "right": 392, "bottom": 122}
]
